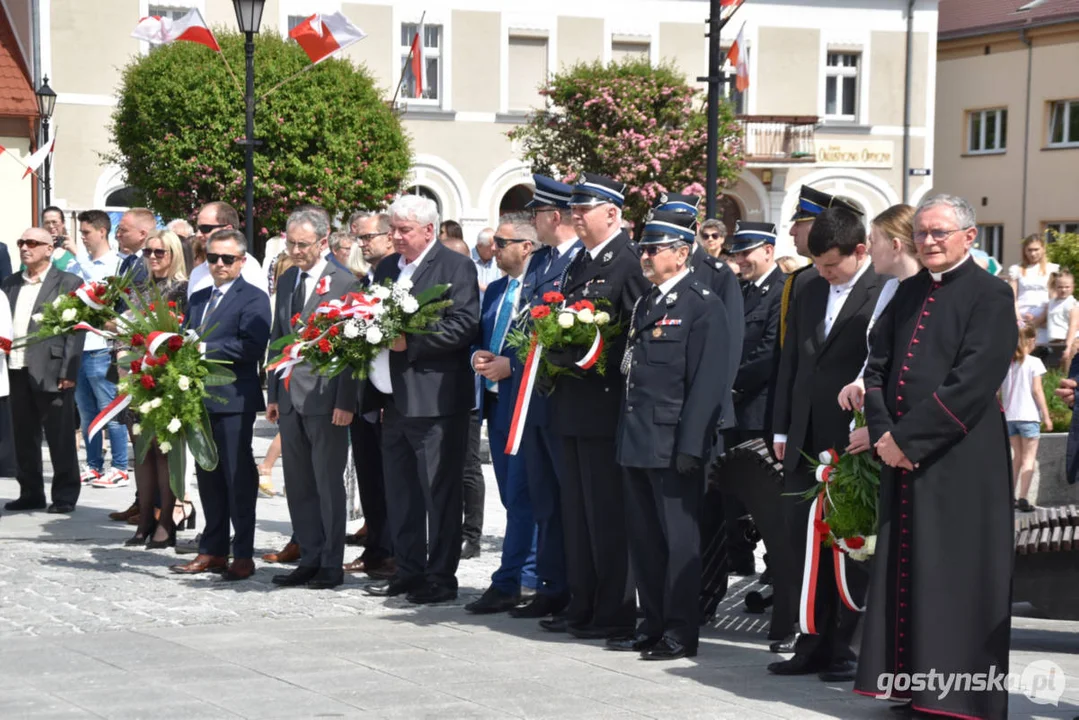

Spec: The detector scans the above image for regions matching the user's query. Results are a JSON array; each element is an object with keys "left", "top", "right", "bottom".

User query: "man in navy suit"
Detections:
[
  {"left": 506, "top": 175, "right": 580, "bottom": 619},
  {"left": 171, "top": 230, "right": 271, "bottom": 580},
  {"left": 466, "top": 213, "right": 539, "bottom": 614}
]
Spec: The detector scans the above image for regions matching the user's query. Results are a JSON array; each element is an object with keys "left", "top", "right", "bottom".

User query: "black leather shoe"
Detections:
[
  {"left": 640, "top": 635, "right": 697, "bottom": 660},
  {"left": 406, "top": 583, "right": 457, "bottom": 605},
  {"left": 818, "top": 658, "right": 857, "bottom": 682},
  {"left": 5, "top": 498, "right": 46, "bottom": 511},
  {"left": 464, "top": 586, "right": 520, "bottom": 614},
  {"left": 307, "top": 569, "right": 344, "bottom": 589},
  {"left": 364, "top": 575, "right": 424, "bottom": 597},
  {"left": 271, "top": 566, "right": 319, "bottom": 587},
  {"left": 606, "top": 633, "right": 659, "bottom": 652},
  {"left": 539, "top": 616, "right": 570, "bottom": 633},
  {"left": 768, "top": 654, "right": 829, "bottom": 676},
  {"left": 461, "top": 539, "right": 481, "bottom": 559},
  {"left": 769, "top": 632, "right": 800, "bottom": 653},
  {"left": 46, "top": 503, "right": 76, "bottom": 514},
  {"left": 510, "top": 593, "right": 569, "bottom": 619},
  {"left": 568, "top": 624, "right": 633, "bottom": 640}
]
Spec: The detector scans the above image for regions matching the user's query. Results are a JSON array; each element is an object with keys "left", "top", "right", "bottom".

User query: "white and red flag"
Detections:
[
  {"left": 21, "top": 125, "right": 56, "bottom": 180},
  {"left": 726, "top": 22, "right": 750, "bottom": 92},
  {"left": 289, "top": 12, "right": 366, "bottom": 65},
  {"left": 408, "top": 23, "right": 424, "bottom": 98},
  {"left": 131, "top": 8, "right": 220, "bottom": 52}
]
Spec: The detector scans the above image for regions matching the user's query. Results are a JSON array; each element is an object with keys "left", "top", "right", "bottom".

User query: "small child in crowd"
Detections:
[{"left": 1001, "top": 325, "right": 1053, "bottom": 512}]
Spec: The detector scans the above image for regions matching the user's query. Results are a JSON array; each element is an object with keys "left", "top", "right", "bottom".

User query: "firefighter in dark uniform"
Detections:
[{"left": 609, "top": 209, "right": 732, "bottom": 660}]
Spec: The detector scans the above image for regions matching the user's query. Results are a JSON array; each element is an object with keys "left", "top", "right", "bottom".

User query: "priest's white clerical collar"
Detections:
[{"left": 929, "top": 253, "right": 972, "bottom": 282}]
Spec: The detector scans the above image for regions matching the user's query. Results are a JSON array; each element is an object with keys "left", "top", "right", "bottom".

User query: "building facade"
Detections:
[
  {"left": 3, "top": 0, "right": 937, "bottom": 259},
  {"left": 935, "top": 0, "right": 1079, "bottom": 267}
]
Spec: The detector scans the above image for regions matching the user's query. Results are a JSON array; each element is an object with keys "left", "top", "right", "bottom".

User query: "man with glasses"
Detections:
[
  {"left": 353, "top": 212, "right": 393, "bottom": 285},
  {"left": 172, "top": 230, "right": 271, "bottom": 581},
  {"left": 2, "top": 228, "right": 85, "bottom": 514},
  {"left": 186, "top": 201, "right": 267, "bottom": 299},
  {"left": 854, "top": 195, "right": 1016, "bottom": 720},
  {"left": 612, "top": 209, "right": 730, "bottom": 660},
  {"left": 541, "top": 172, "right": 650, "bottom": 640}
]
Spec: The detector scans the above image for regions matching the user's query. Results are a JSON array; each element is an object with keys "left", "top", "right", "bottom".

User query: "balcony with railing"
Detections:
[{"left": 737, "top": 115, "right": 819, "bottom": 163}]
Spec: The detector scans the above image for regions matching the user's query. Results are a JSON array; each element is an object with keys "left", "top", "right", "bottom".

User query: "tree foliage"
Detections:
[
  {"left": 1047, "top": 232, "right": 1079, "bottom": 297},
  {"left": 507, "top": 58, "right": 744, "bottom": 222},
  {"left": 107, "top": 31, "right": 411, "bottom": 244}
]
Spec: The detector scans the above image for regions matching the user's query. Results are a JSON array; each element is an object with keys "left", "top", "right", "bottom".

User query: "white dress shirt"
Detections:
[
  {"left": 587, "top": 230, "right": 620, "bottom": 261},
  {"left": 824, "top": 259, "right": 871, "bottom": 337},
  {"left": 9, "top": 268, "right": 48, "bottom": 370},
  {"left": 295, "top": 257, "right": 328, "bottom": 308},
  {"left": 397, "top": 239, "right": 437, "bottom": 284},
  {"left": 75, "top": 250, "right": 122, "bottom": 351},
  {"left": 654, "top": 268, "right": 691, "bottom": 304},
  {"left": 187, "top": 254, "right": 268, "bottom": 299}
]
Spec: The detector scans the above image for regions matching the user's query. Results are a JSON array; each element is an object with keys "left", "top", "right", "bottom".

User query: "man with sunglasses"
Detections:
[
  {"left": 2, "top": 228, "right": 85, "bottom": 514},
  {"left": 172, "top": 230, "right": 271, "bottom": 581},
  {"left": 186, "top": 202, "right": 268, "bottom": 299},
  {"left": 541, "top": 172, "right": 650, "bottom": 640},
  {"left": 612, "top": 209, "right": 730, "bottom": 660}
]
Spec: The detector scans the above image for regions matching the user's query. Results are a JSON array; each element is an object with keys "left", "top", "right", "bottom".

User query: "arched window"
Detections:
[
  {"left": 499, "top": 184, "right": 533, "bottom": 215},
  {"left": 716, "top": 195, "right": 743, "bottom": 236},
  {"left": 403, "top": 185, "right": 442, "bottom": 217},
  {"left": 105, "top": 186, "right": 141, "bottom": 208}
]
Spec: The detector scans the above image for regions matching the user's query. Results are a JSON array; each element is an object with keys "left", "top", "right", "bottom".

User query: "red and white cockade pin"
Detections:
[{"left": 316, "top": 276, "right": 332, "bottom": 295}]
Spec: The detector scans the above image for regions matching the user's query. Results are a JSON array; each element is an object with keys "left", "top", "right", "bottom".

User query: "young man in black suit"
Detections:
[{"left": 770, "top": 207, "right": 883, "bottom": 681}]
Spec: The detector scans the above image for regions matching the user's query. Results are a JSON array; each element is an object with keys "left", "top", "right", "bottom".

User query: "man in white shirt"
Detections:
[
  {"left": 73, "top": 210, "right": 128, "bottom": 488},
  {"left": 186, "top": 202, "right": 268, "bottom": 299},
  {"left": 473, "top": 228, "right": 503, "bottom": 294}
]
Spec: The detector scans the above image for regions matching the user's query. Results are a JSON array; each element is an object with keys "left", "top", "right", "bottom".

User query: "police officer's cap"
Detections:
[
  {"left": 654, "top": 192, "right": 700, "bottom": 216},
  {"left": 729, "top": 221, "right": 778, "bottom": 254},
  {"left": 791, "top": 186, "right": 864, "bottom": 223},
  {"left": 568, "top": 172, "right": 626, "bottom": 208},
  {"left": 526, "top": 174, "right": 573, "bottom": 210},
  {"left": 639, "top": 209, "right": 697, "bottom": 246}
]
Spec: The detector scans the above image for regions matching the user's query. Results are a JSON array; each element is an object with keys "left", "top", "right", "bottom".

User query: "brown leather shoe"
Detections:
[
  {"left": 365, "top": 557, "right": 397, "bottom": 580},
  {"left": 109, "top": 503, "right": 138, "bottom": 522},
  {"left": 223, "top": 558, "right": 255, "bottom": 581},
  {"left": 169, "top": 554, "right": 228, "bottom": 574},
  {"left": 343, "top": 557, "right": 367, "bottom": 573},
  {"left": 261, "top": 541, "right": 300, "bottom": 564}
]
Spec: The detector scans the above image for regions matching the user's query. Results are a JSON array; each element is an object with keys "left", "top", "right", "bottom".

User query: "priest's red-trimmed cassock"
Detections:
[{"left": 854, "top": 195, "right": 1017, "bottom": 720}]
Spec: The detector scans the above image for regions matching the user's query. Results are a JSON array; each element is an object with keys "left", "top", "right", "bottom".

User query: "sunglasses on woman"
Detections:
[{"left": 142, "top": 248, "right": 169, "bottom": 259}]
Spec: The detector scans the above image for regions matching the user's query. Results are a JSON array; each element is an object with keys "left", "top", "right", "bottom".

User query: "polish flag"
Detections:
[
  {"left": 131, "top": 8, "right": 220, "bottom": 52},
  {"left": 290, "top": 12, "right": 366, "bottom": 65},
  {"left": 409, "top": 24, "right": 424, "bottom": 98},
  {"left": 726, "top": 22, "right": 750, "bottom": 92},
  {"left": 22, "top": 125, "right": 56, "bottom": 180}
]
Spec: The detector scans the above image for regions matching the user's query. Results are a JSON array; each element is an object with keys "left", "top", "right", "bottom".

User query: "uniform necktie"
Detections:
[
  {"left": 486, "top": 278, "right": 520, "bottom": 391},
  {"left": 291, "top": 272, "right": 309, "bottom": 317},
  {"left": 202, "top": 288, "right": 222, "bottom": 328}
]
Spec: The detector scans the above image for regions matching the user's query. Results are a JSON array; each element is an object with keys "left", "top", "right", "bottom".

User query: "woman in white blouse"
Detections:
[
  {"left": 1009, "top": 234, "right": 1058, "bottom": 347},
  {"left": 836, "top": 204, "right": 922, "bottom": 453},
  {"left": 0, "top": 290, "right": 15, "bottom": 477}
]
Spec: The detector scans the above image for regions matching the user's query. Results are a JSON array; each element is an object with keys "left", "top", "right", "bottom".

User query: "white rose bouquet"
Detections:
[{"left": 13, "top": 272, "right": 135, "bottom": 348}]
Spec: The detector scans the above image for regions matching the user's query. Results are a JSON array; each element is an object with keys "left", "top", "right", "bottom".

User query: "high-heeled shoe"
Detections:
[
  {"left": 124, "top": 533, "right": 150, "bottom": 547},
  {"left": 173, "top": 501, "right": 197, "bottom": 531},
  {"left": 146, "top": 529, "right": 176, "bottom": 549}
]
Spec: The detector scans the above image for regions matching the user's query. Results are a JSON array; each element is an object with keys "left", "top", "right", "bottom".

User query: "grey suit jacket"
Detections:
[
  {"left": 2, "top": 266, "right": 86, "bottom": 392},
  {"left": 267, "top": 262, "right": 361, "bottom": 416}
]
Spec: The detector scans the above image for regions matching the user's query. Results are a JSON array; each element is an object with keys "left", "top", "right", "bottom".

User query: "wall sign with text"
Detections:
[{"left": 815, "top": 140, "right": 895, "bottom": 168}]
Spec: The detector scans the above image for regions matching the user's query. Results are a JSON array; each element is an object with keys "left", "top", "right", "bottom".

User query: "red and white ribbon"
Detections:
[
  {"left": 505, "top": 338, "right": 543, "bottom": 456},
  {"left": 146, "top": 331, "right": 180, "bottom": 355},
  {"left": 833, "top": 544, "right": 864, "bottom": 612},
  {"left": 316, "top": 275, "right": 331, "bottom": 295},
  {"left": 574, "top": 327, "right": 604, "bottom": 370},
  {"left": 72, "top": 321, "right": 115, "bottom": 339},
  {"left": 799, "top": 495, "right": 824, "bottom": 635},
  {"left": 75, "top": 283, "right": 106, "bottom": 311},
  {"left": 87, "top": 393, "right": 131, "bottom": 441},
  {"left": 268, "top": 341, "right": 307, "bottom": 391}
]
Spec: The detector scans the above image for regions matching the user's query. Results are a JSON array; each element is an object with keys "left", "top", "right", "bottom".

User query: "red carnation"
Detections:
[
  {"left": 846, "top": 536, "right": 865, "bottom": 549},
  {"left": 303, "top": 326, "right": 319, "bottom": 341},
  {"left": 329, "top": 325, "right": 340, "bottom": 337},
  {"left": 148, "top": 303, "right": 155, "bottom": 311},
  {"left": 571, "top": 300, "right": 595, "bottom": 312},
  {"left": 131, "top": 333, "right": 145, "bottom": 347},
  {"left": 156, "top": 353, "right": 168, "bottom": 365},
  {"left": 130, "top": 359, "right": 142, "bottom": 374},
  {"left": 123, "top": 288, "right": 133, "bottom": 296},
  {"left": 814, "top": 520, "right": 831, "bottom": 536},
  {"left": 531, "top": 306, "right": 551, "bottom": 319},
  {"left": 68, "top": 290, "right": 77, "bottom": 298},
  {"left": 543, "top": 291, "right": 564, "bottom": 304},
  {"left": 371, "top": 297, "right": 381, "bottom": 304},
  {"left": 291, "top": 313, "right": 301, "bottom": 327},
  {"left": 167, "top": 301, "right": 177, "bottom": 309},
  {"left": 143, "top": 355, "right": 156, "bottom": 368},
  {"left": 167, "top": 336, "right": 184, "bottom": 352},
  {"left": 140, "top": 374, "right": 156, "bottom": 390},
  {"left": 318, "top": 339, "right": 332, "bottom": 353},
  {"left": 327, "top": 308, "right": 341, "bottom": 320}
]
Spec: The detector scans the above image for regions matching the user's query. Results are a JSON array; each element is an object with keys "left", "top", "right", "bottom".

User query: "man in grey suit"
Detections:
[
  {"left": 363, "top": 195, "right": 481, "bottom": 605},
  {"left": 2, "top": 228, "right": 85, "bottom": 513},
  {"left": 266, "top": 207, "right": 361, "bottom": 590}
]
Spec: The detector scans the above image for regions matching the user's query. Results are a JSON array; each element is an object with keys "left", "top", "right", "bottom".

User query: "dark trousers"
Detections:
[
  {"left": 624, "top": 465, "right": 703, "bottom": 648},
  {"left": 786, "top": 463, "right": 868, "bottom": 663},
  {"left": 350, "top": 415, "right": 392, "bottom": 563},
  {"left": 724, "top": 429, "right": 765, "bottom": 569},
  {"left": 560, "top": 435, "right": 635, "bottom": 630},
  {"left": 382, "top": 402, "right": 469, "bottom": 590},
  {"left": 10, "top": 369, "right": 79, "bottom": 506},
  {"left": 280, "top": 409, "right": 350, "bottom": 569},
  {"left": 521, "top": 422, "right": 568, "bottom": 597},
  {"left": 486, "top": 393, "right": 537, "bottom": 593},
  {"left": 197, "top": 412, "right": 258, "bottom": 559},
  {"left": 462, "top": 409, "right": 485, "bottom": 543}
]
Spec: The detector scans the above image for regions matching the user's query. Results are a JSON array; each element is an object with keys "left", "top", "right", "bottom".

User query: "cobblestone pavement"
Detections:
[{"left": 1, "top": 429, "right": 1077, "bottom": 718}]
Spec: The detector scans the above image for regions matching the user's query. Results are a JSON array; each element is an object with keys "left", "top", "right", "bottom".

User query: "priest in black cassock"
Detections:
[{"left": 854, "top": 194, "right": 1016, "bottom": 720}]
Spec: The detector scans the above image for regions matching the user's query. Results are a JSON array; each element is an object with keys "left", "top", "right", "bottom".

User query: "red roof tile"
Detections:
[
  {"left": 939, "top": 0, "right": 1079, "bottom": 39},
  {"left": 0, "top": 6, "right": 37, "bottom": 118}
]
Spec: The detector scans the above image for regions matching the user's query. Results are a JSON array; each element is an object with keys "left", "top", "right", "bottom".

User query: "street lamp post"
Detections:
[
  {"left": 233, "top": 0, "right": 266, "bottom": 260},
  {"left": 35, "top": 76, "right": 57, "bottom": 212}
]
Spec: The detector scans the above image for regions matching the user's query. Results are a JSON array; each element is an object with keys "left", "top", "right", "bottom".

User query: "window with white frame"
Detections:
[
  {"left": 287, "top": 15, "right": 307, "bottom": 33},
  {"left": 825, "top": 52, "right": 860, "bottom": 121},
  {"left": 400, "top": 23, "right": 442, "bottom": 104},
  {"left": 148, "top": 5, "right": 189, "bottom": 21},
  {"left": 611, "top": 39, "right": 650, "bottom": 63},
  {"left": 976, "top": 224, "right": 1004, "bottom": 261},
  {"left": 1046, "top": 222, "right": 1079, "bottom": 239},
  {"left": 968, "top": 108, "right": 1007, "bottom": 153},
  {"left": 1049, "top": 100, "right": 1079, "bottom": 147},
  {"left": 508, "top": 35, "right": 548, "bottom": 113}
]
